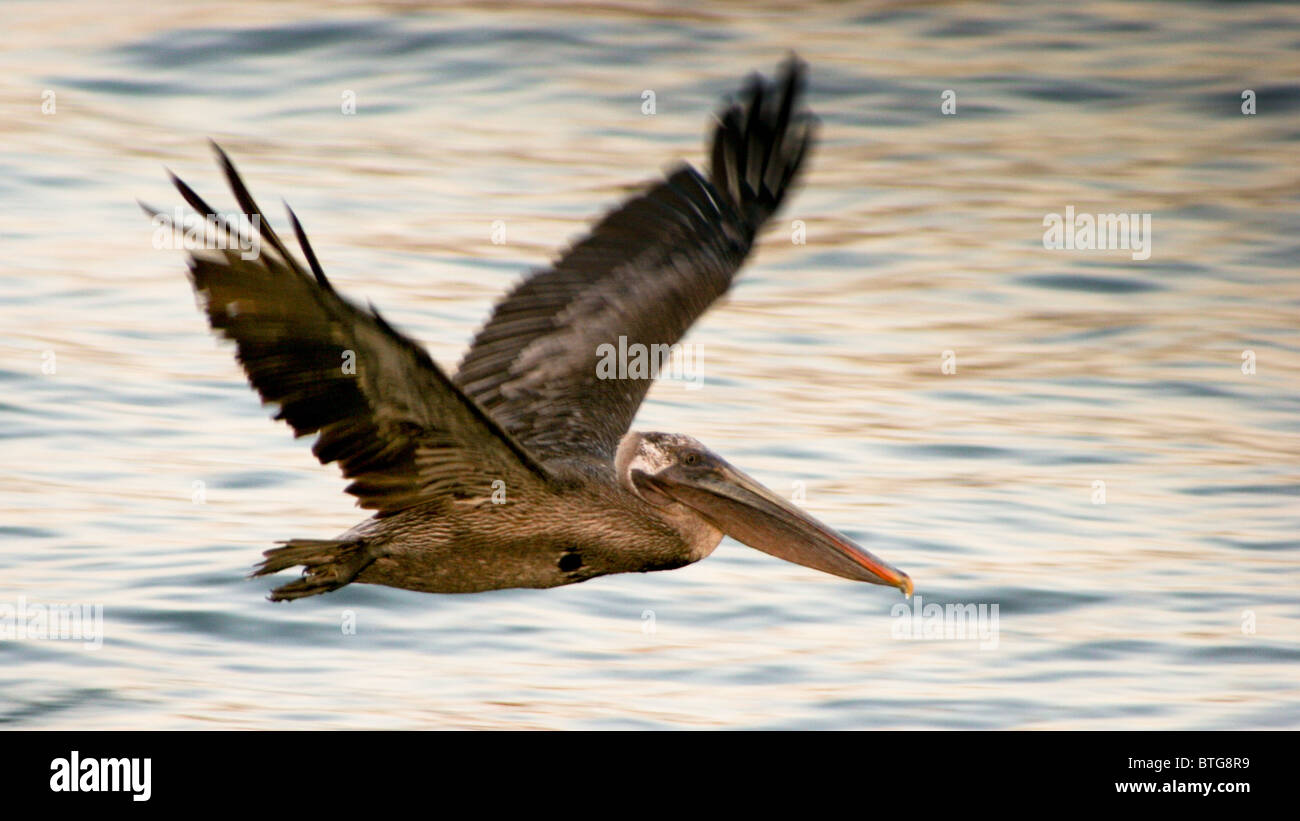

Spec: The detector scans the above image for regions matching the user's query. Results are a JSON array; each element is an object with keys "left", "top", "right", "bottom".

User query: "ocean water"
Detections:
[{"left": 1, "top": 0, "right": 1298, "bottom": 729}]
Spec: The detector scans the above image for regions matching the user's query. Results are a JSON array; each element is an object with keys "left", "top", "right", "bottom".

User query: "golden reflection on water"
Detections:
[{"left": 1, "top": 0, "right": 1298, "bottom": 728}]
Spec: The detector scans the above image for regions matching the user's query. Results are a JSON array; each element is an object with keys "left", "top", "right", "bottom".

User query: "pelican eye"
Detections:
[
  {"left": 681, "top": 451, "right": 702, "bottom": 467},
  {"left": 558, "top": 552, "right": 583, "bottom": 572}
]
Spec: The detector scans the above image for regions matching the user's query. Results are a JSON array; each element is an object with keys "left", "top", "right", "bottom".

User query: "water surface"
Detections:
[{"left": 1, "top": 0, "right": 1298, "bottom": 729}]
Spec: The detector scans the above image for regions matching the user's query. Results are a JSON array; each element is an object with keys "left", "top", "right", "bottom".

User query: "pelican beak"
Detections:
[{"left": 634, "top": 458, "right": 913, "bottom": 596}]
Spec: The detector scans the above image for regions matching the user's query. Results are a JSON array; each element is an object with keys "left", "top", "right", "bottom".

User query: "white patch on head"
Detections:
[
  {"left": 616, "top": 431, "right": 702, "bottom": 495},
  {"left": 615, "top": 432, "right": 724, "bottom": 555},
  {"left": 631, "top": 438, "right": 673, "bottom": 473}
]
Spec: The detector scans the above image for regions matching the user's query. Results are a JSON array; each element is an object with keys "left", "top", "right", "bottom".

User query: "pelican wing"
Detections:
[
  {"left": 147, "top": 146, "right": 552, "bottom": 515},
  {"left": 455, "top": 58, "right": 815, "bottom": 464}
]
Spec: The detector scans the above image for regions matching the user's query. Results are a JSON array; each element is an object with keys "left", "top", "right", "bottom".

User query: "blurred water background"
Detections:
[{"left": 1, "top": 0, "right": 1298, "bottom": 729}]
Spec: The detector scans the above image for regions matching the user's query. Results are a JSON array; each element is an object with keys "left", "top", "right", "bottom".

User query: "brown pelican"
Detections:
[{"left": 143, "top": 57, "right": 913, "bottom": 601}]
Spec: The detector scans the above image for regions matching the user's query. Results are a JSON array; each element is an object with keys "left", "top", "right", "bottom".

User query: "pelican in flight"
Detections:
[{"left": 145, "top": 58, "right": 913, "bottom": 601}]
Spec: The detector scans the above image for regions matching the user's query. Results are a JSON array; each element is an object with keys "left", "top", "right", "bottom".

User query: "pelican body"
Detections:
[{"left": 146, "top": 58, "right": 913, "bottom": 601}]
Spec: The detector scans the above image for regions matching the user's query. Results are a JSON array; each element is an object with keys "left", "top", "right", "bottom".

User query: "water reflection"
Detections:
[{"left": 1, "top": 0, "right": 1297, "bottom": 729}]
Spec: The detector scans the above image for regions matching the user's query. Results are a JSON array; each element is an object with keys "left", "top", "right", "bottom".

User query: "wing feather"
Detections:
[
  {"left": 151, "top": 148, "right": 552, "bottom": 515},
  {"left": 455, "top": 57, "right": 816, "bottom": 464}
]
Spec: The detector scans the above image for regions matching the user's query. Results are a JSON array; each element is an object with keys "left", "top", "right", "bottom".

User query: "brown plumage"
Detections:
[{"left": 143, "top": 57, "right": 914, "bottom": 602}]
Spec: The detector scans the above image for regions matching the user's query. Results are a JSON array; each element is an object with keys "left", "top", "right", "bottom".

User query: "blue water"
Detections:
[{"left": 2, "top": 0, "right": 1298, "bottom": 729}]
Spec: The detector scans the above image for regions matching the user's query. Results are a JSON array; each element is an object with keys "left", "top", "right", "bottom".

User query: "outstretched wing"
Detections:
[
  {"left": 144, "top": 144, "right": 552, "bottom": 515},
  {"left": 454, "top": 57, "right": 815, "bottom": 465}
]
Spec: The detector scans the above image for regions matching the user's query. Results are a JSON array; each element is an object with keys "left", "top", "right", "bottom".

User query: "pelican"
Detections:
[{"left": 144, "top": 57, "right": 913, "bottom": 601}]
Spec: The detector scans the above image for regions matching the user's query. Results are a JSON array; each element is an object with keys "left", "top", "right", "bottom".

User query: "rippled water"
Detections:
[{"left": 2, "top": 1, "right": 1298, "bottom": 729}]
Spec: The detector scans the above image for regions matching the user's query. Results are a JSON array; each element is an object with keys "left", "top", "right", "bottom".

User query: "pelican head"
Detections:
[{"left": 616, "top": 432, "right": 913, "bottom": 596}]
